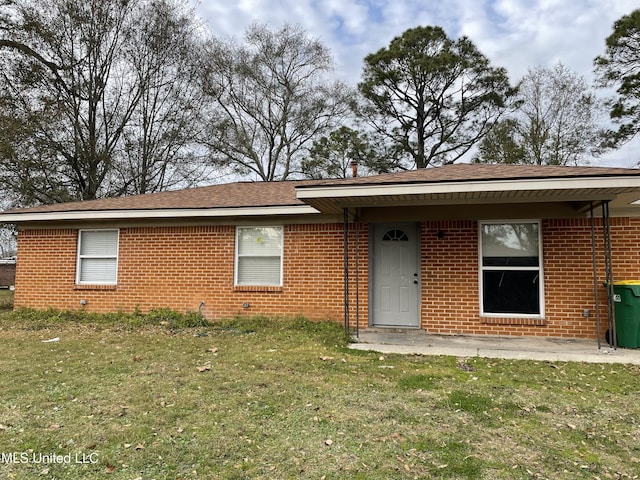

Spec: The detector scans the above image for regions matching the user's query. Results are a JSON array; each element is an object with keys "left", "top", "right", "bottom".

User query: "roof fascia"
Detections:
[
  {"left": 0, "top": 205, "right": 319, "bottom": 223},
  {"left": 296, "top": 176, "right": 640, "bottom": 200}
]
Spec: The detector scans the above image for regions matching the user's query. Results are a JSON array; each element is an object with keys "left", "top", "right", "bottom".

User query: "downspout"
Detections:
[
  {"left": 355, "top": 209, "right": 360, "bottom": 340},
  {"left": 343, "top": 208, "right": 350, "bottom": 335},
  {"left": 602, "top": 200, "right": 617, "bottom": 349},
  {"left": 590, "top": 201, "right": 602, "bottom": 350}
]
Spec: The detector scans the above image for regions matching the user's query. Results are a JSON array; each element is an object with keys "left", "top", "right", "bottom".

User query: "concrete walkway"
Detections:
[{"left": 349, "top": 329, "right": 640, "bottom": 365}]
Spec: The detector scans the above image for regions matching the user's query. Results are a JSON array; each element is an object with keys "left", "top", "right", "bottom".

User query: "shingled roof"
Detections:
[
  {"left": 2, "top": 164, "right": 640, "bottom": 220},
  {"left": 297, "top": 163, "right": 640, "bottom": 188},
  {"left": 4, "top": 179, "right": 311, "bottom": 214}
]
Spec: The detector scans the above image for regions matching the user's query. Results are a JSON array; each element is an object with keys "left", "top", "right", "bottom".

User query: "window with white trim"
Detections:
[
  {"left": 76, "top": 230, "right": 119, "bottom": 285},
  {"left": 235, "top": 227, "right": 283, "bottom": 286},
  {"left": 479, "top": 221, "right": 543, "bottom": 316}
]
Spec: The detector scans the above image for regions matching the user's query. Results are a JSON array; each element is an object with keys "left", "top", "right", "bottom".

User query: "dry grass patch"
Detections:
[{"left": 0, "top": 311, "right": 639, "bottom": 479}]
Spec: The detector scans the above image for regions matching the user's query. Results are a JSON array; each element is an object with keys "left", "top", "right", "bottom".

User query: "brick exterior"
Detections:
[
  {"left": 420, "top": 218, "right": 640, "bottom": 339},
  {"left": 13, "top": 217, "right": 640, "bottom": 340},
  {"left": 14, "top": 224, "right": 368, "bottom": 322}
]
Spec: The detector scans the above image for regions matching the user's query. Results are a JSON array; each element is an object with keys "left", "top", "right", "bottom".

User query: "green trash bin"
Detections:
[{"left": 611, "top": 281, "right": 640, "bottom": 348}]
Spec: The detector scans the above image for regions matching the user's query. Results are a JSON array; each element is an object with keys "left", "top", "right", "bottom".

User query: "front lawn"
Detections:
[{"left": 0, "top": 310, "right": 639, "bottom": 479}]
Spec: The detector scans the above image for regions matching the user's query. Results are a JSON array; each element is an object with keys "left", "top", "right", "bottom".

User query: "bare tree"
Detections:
[
  {"left": 119, "top": 0, "right": 210, "bottom": 195},
  {"left": 201, "top": 23, "right": 354, "bottom": 181},
  {"left": 475, "top": 63, "right": 602, "bottom": 165},
  {"left": 0, "top": 0, "right": 210, "bottom": 205},
  {"left": 0, "top": 227, "right": 16, "bottom": 258},
  {"left": 0, "top": 197, "right": 16, "bottom": 258},
  {"left": 3, "top": 0, "right": 144, "bottom": 201}
]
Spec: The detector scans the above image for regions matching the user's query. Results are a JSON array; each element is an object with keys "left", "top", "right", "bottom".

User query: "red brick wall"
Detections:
[
  {"left": 418, "top": 218, "right": 640, "bottom": 339},
  {"left": 14, "top": 229, "right": 76, "bottom": 308},
  {"left": 13, "top": 217, "right": 640, "bottom": 339},
  {"left": 421, "top": 221, "right": 480, "bottom": 334},
  {"left": 14, "top": 224, "right": 367, "bottom": 322}
]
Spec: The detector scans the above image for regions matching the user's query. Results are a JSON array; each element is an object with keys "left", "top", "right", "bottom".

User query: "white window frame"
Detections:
[
  {"left": 76, "top": 229, "right": 120, "bottom": 285},
  {"left": 478, "top": 220, "right": 544, "bottom": 318},
  {"left": 234, "top": 226, "right": 284, "bottom": 287}
]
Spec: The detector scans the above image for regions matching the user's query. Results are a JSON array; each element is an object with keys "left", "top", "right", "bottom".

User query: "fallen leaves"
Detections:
[
  {"left": 4, "top": 316, "right": 640, "bottom": 479},
  {"left": 123, "top": 442, "right": 145, "bottom": 450},
  {"left": 456, "top": 358, "right": 476, "bottom": 372},
  {"left": 197, "top": 346, "right": 218, "bottom": 371}
]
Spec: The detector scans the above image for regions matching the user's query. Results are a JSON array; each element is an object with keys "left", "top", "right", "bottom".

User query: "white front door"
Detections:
[{"left": 371, "top": 223, "right": 420, "bottom": 327}]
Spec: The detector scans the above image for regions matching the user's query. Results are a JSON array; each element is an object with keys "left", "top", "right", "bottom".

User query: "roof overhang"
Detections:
[
  {"left": 296, "top": 176, "right": 640, "bottom": 214},
  {"left": 0, "top": 205, "right": 320, "bottom": 223}
]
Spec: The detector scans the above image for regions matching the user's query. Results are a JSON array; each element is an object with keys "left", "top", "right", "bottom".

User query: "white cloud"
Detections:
[
  {"left": 192, "top": 0, "right": 640, "bottom": 165},
  {"left": 193, "top": 0, "right": 637, "bottom": 83}
]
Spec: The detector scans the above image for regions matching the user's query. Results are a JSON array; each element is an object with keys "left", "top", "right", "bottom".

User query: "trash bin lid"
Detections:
[{"left": 613, "top": 280, "right": 640, "bottom": 297}]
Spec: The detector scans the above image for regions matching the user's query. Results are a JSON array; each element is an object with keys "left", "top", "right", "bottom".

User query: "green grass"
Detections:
[{"left": 0, "top": 310, "right": 640, "bottom": 479}]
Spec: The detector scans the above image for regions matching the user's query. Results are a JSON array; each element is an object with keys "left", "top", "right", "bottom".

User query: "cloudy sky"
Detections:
[{"left": 192, "top": 0, "right": 640, "bottom": 166}]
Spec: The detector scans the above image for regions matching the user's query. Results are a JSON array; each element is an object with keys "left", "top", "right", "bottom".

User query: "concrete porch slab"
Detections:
[{"left": 349, "top": 329, "right": 640, "bottom": 365}]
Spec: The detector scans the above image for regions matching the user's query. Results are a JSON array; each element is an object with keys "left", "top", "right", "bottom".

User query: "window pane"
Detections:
[
  {"left": 80, "top": 258, "right": 117, "bottom": 283},
  {"left": 382, "top": 229, "right": 409, "bottom": 241},
  {"left": 483, "top": 270, "right": 540, "bottom": 315},
  {"left": 238, "top": 227, "right": 282, "bottom": 256},
  {"left": 80, "top": 231, "right": 118, "bottom": 256},
  {"left": 237, "top": 257, "right": 281, "bottom": 285},
  {"left": 483, "top": 256, "right": 539, "bottom": 267},
  {"left": 482, "top": 223, "right": 538, "bottom": 266}
]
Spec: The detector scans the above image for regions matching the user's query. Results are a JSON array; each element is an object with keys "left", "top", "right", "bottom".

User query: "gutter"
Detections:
[{"left": 0, "top": 205, "right": 320, "bottom": 223}]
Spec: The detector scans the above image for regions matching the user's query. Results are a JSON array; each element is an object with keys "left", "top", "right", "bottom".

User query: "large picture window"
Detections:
[
  {"left": 235, "top": 227, "right": 283, "bottom": 286},
  {"left": 479, "top": 221, "right": 543, "bottom": 316},
  {"left": 76, "top": 230, "right": 119, "bottom": 285}
]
